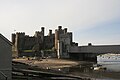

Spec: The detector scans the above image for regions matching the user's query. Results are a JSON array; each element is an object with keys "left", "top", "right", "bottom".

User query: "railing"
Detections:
[{"left": 0, "top": 71, "right": 7, "bottom": 80}]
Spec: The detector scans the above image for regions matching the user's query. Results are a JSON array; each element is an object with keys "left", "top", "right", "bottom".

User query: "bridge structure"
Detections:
[{"left": 69, "top": 44, "right": 120, "bottom": 61}]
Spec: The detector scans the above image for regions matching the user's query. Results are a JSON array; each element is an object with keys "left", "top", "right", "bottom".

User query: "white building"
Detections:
[
  {"left": 0, "top": 34, "right": 12, "bottom": 80},
  {"left": 97, "top": 53, "right": 120, "bottom": 64}
]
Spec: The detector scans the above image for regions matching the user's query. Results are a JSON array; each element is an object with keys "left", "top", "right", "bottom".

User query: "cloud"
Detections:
[{"left": 0, "top": 0, "right": 120, "bottom": 40}]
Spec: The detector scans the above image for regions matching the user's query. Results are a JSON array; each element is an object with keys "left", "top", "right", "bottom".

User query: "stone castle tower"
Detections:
[
  {"left": 55, "top": 26, "right": 73, "bottom": 58},
  {"left": 12, "top": 27, "right": 55, "bottom": 57},
  {"left": 12, "top": 32, "right": 25, "bottom": 57},
  {"left": 12, "top": 26, "right": 73, "bottom": 58}
]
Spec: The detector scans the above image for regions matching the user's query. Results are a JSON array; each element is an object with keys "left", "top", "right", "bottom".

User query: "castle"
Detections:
[
  {"left": 12, "top": 26, "right": 120, "bottom": 61},
  {"left": 12, "top": 26, "right": 77, "bottom": 58}
]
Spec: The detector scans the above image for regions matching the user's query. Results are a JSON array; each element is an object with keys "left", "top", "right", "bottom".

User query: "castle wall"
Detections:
[
  {"left": 12, "top": 27, "right": 56, "bottom": 57},
  {"left": 12, "top": 26, "right": 73, "bottom": 58},
  {"left": 12, "top": 26, "right": 120, "bottom": 60},
  {"left": 24, "top": 36, "right": 36, "bottom": 50},
  {"left": 44, "top": 34, "right": 55, "bottom": 49}
]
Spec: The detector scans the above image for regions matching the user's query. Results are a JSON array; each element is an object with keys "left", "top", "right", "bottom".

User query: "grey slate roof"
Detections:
[{"left": 0, "top": 33, "right": 12, "bottom": 46}]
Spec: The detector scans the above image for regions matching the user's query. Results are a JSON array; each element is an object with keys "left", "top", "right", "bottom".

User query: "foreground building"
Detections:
[{"left": 0, "top": 34, "right": 12, "bottom": 80}]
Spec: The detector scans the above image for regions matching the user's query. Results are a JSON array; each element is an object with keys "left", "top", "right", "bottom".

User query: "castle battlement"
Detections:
[
  {"left": 35, "top": 31, "right": 41, "bottom": 33},
  {"left": 16, "top": 32, "right": 25, "bottom": 34},
  {"left": 12, "top": 33, "right": 16, "bottom": 35},
  {"left": 12, "top": 26, "right": 73, "bottom": 59},
  {"left": 25, "top": 35, "right": 29, "bottom": 37}
]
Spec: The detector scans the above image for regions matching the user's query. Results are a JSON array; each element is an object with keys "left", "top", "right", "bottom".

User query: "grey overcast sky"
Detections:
[{"left": 0, "top": 0, "right": 120, "bottom": 45}]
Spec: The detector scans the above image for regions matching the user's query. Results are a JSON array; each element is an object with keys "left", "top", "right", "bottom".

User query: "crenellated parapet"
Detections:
[
  {"left": 25, "top": 35, "right": 29, "bottom": 37},
  {"left": 31, "top": 27, "right": 45, "bottom": 38},
  {"left": 16, "top": 32, "right": 25, "bottom": 38},
  {"left": 12, "top": 26, "right": 74, "bottom": 58},
  {"left": 16, "top": 32, "right": 25, "bottom": 33}
]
